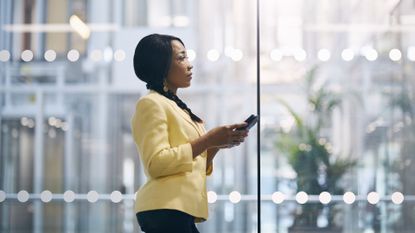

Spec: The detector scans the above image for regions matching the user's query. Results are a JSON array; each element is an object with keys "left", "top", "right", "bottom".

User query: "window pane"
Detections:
[{"left": 260, "top": 0, "right": 415, "bottom": 232}]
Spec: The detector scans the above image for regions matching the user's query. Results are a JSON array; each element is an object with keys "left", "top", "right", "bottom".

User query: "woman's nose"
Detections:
[{"left": 188, "top": 64, "right": 193, "bottom": 70}]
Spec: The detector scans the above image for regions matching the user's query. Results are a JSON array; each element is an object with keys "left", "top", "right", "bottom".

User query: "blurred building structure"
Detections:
[{"left": 1, "top": 0, "right": 415, "bottom": 233}]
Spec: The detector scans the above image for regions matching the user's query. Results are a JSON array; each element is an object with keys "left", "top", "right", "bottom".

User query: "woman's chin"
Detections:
[{"left": 183, "top": 82, "right": 191, "bottom": 88}]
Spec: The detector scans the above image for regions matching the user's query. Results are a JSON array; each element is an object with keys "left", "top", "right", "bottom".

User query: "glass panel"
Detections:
[
  {"left": 124, "top": 0, "right": 193, "bottom": 27},
  {"left": 46, "top": 0, "right": 68, "bottom": 54},
  {"left": 124, "top": 0, "right": 148, "bottom": 27},
  {"left": 1, "top": 0, "right": 257, "bottom": 230},
  {"left": 260, "top": 0, "right": 415, "bottom": 233},
  {"left": 0, "top": 119, "right": 35, "bottom": 193}
]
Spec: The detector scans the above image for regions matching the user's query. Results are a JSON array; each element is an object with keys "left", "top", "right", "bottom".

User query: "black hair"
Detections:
[{"left": 133, "top": 33, "right": 203, "bottom": 123}]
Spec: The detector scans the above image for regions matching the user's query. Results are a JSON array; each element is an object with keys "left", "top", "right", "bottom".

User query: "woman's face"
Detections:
[{"left": 165, "top": 40, "right": 193, "bottom": 93}]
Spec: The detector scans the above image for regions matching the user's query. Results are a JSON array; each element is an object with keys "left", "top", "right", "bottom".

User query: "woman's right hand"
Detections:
[{"left": 205, "top": 123, "right": 249, "bottom": 149}]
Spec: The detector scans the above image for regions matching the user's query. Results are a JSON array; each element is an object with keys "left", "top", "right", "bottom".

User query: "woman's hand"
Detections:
[
  {"left": 190, "top": 123, "right": 249, "bottom": 158},
  {"left": 205, "top": 123, "right": 249, "bottom": 149}
]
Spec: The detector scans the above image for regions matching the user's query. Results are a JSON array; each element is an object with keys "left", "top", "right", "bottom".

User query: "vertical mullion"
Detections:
[{"left": 256, "top": 0, "right": 261, "bottom": 232}]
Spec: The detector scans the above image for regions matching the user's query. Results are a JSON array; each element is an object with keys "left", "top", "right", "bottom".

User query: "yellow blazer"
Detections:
[{"left": 131, "top": 90, "right": 212, "bottom": 222}]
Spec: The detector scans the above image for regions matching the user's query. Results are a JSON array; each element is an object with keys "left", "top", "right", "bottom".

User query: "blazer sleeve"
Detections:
[{"left": 132, "top": 97, "right": 193, "bottom": 179}]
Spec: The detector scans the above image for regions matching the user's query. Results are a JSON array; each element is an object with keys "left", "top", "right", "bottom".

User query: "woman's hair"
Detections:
[{"left": 133, "top": 34, "right": 203, "bottom": 123}]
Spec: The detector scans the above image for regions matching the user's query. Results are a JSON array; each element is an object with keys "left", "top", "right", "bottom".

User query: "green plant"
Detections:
[{"left": 276, "top": 67, "right": 356, "bottom": 229}]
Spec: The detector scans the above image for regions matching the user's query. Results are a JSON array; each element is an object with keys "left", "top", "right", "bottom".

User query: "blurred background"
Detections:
[{"left": 1, "top": 0, "right": 415, "bottom": 232}]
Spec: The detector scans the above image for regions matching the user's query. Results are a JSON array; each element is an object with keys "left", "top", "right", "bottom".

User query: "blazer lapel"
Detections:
[{"left": 163, "top": 96, "right": 204, "bottom": 136}]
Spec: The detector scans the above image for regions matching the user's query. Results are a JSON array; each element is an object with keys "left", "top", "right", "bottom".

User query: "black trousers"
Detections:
[{"left": 136, "top": 209, "right": 200, "bottom": 233}]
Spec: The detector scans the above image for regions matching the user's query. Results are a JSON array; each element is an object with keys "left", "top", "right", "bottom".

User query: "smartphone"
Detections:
[{"left": 236, "top": 114, "right": 258, "bottom": 130}]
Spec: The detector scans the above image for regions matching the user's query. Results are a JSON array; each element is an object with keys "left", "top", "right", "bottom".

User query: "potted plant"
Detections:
[{"left": 276, "top": 67, "right": 356, "bottom": 233}]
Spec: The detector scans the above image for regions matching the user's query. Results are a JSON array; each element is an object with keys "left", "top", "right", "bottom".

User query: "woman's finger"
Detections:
[
  {"left": 232, "top": 129, "right": 248, "bottom": 137},
  {"left": 231, "top": 134, "right": 246, "bottom": 141},
  {"left": 228, "top": 123, "right": 247, "bottom": 130}
]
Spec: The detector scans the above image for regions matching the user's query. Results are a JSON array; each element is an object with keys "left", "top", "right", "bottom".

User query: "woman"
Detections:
[{"left": 131, "top": 33, "right": 249, "bottom": 233}]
